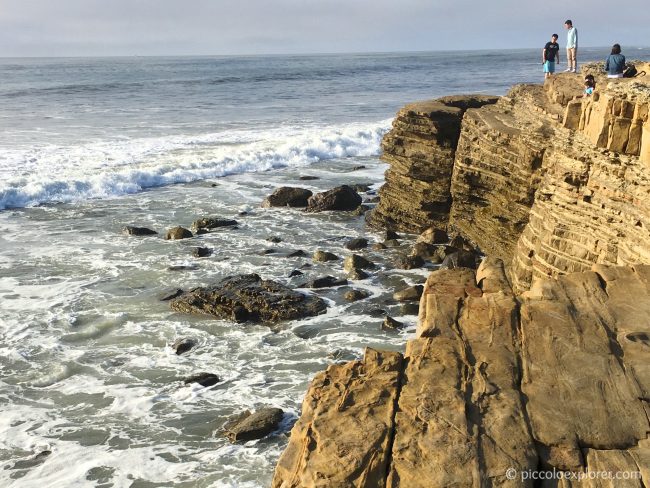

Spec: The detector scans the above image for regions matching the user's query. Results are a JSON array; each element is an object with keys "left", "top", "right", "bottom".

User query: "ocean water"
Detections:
[{"left": 2, "top": 48, "right": 650, "bottom": 487}]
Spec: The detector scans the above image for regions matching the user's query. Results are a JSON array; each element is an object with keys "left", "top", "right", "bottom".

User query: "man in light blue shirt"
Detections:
[{"left": 564, "top": 19, "right": 578, "bottom": 72}]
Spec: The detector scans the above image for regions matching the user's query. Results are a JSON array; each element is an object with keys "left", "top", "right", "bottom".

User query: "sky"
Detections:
[{"left": 0, "top": 0, "right": 648, "bottom": 57}]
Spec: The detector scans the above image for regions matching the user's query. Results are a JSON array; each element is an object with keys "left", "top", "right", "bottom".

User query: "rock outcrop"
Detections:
[{"left": 272, "top": 260, "right": 650, "bottom": 487}]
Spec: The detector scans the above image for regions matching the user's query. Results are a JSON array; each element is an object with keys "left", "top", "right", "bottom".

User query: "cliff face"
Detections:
[
  {"left": 369, "top": 73, "right": 650, "bottom": 292},
  {"left": 272, "top": 260, "right": 650, "bottom": 487}
]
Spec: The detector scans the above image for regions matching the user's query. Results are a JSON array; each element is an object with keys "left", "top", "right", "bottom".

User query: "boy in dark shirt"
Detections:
[{"left": 542, "top": 34, "right": 561, "bottom": 79}]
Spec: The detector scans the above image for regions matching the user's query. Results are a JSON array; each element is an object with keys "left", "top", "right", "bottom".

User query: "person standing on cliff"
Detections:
[
  {"left": 564, "top": 20, "right": 578, "bottom": 72},
  {"left": 542, "top": 34, "right": 561, "bottom": 79}
]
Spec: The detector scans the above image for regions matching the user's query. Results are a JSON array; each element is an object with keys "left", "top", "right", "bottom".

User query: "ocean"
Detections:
[{"left": 1, "top": 48, "right": 649, "bottom": 487}]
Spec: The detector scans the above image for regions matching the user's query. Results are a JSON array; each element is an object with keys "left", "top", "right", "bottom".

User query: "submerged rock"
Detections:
[
  {"left": 183, "top": 372, "right": 220, "bottom": 387},
  {"left": 301, "top": 276, "right": 348, "bottom": 289},
  {"left": 305, "top": 185, "right": 362, "bottom": 212},
  {"left": 262, "top": 187, "right": 313, "bottom": 208},
  {"left": 344, "top": 289, "right": 371, "bottom": 302},
  {"left": 122, "top": 226, "right": 157, "bottom": 236},
  {"left": 345, "top": 238, "right": 369, "bottom": 250},
  {"left": 286, "top": 250, "right": 307, "bottom": 258},
  {"left": 171, "top": 338, "right": 196, "bottom": 355},
  {"left": 170, "top": 274, "right": 327, "bottom": 323},
  {"left": 191, "top": 247, "right": 212, "bottom": 258},
  {"left": 224, "top": 407, "right": 284, "bottom": 443},
  {"left": 165, "top": 226, "right": 193, "bottom": 240}
]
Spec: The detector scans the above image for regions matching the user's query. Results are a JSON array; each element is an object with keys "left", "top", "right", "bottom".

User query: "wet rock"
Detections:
[
  {"left": 369, "top": 308, "right": 387, "bottom": 317},
  {"left": 351, "top": 204, "right": 370, "bottom": 216},
  {"left": 171, "top": 338, "right": 196, "bottom": 355},
  {"left": 159, "top": 288, "right": 184, "bottom": 301},
  {"left": 417, "top": 227, "right": 449, "bottom": 245},
  {"left": 440, "top": 249, "right": 479, "bottom": 270},
  {"left": 382, "top": 316, "right": 406, "bottom": 331},
  {"left": 195, "top": 228, "right": 209, "bottom": 235},
  {"left": 191, "top": 247, "right": 212, "bottom": 258},
  {"left": 410, "top": 242, "right": 437, "bottom": 260},
  {"left": 191, "top": 218, "right": 238, "bottom": 232},
  {"left": 351, "top": 165, "right": 366, "bottom": 171},
  {"left": 122, "top": 226, "right": 157, "bottom": 236},
  {"left": 372, "top": 242, "right": 387, "bottom": 251},
  {"left": 344, "top": 254, "right": 375, "bottom": 272},
  {"left": 299, "top": 175, "right": 319, "bottom": 181},
  {"left": 384, "top": 239, "right": 401, "bottom": 248},
  {"left": 351, "top": 183, "right": 372, "bottom": 193},
  {"left": 344, "top": 289, "right": 371, "bottom": 302},
  {"left": 301, "top": 276, "right": 348, "bottom": 288},
  {"left": 261, "top": 187, "right": 313, "bottom": 208},
  {"left": 167, "top": 264, "right": 199, "bottom": 271},
  {"left": 401, "top": 302, "right": 420, "bottom": 315},
  {"left": 165, "top": 226, "right": 193, "bottom": 240},
  {"left": 393, "top": 285, "right": 424, "bottom": 302},
  {"left": 305, "top": 185, "right": 362, "bottom": 212},
  {"left": 286, "top": 250, "right": 307, "bottom": 258},
  {"left": 348, "top": 268, "right": 370, "bottom": 280},
  {"left": 395, "top": 254, "right": 425, "bottom": 270},
  {"left": 170, "top": 274, "right": 327, "bottom": 322},
  {"left": 313, "top": 250, "right": 339, "bottom": 262},
  {"left": 449, "top": 234, "right": 475, "bottom": 251},
  {"left": 259, "top": 249, "right": 277, "bottom": 255},
  {"left": 225, "top": 407, "right": 284, "bottom": 443},
  {"left": 238, "top": 211, "right": 250, "bottom": 216},
  {"left": 385, "top": 230, "right": 400, "bottom": 240},
  {"left": 267, "top": 236, "right": 282, "bottom": 243},
  {"left": 288, "top": 269, "right": 303, "bottom": 277},
  {"left": 345, "top": 238, "right": 368, "bottom": 250},
  {"left": 183, "top": 372, "right": 220, "bottom": 387}
]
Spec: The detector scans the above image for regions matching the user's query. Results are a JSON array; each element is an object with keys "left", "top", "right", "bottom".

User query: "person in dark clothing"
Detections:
[
  {"left": 605, "top": 44, "right": 626, "bottom": 78},
  {"left": 542, "top": 34, "right": 561, "bottom": 79}
]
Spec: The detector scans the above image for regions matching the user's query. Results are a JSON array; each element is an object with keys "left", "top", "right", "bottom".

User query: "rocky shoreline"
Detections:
[{"left": 270, "top": 68, "right": 650, "bottom": 487}]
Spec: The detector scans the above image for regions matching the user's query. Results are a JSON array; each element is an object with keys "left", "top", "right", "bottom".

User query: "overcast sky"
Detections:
[{"left": 1, "top": 0, "right": 648, "bottom": 57}]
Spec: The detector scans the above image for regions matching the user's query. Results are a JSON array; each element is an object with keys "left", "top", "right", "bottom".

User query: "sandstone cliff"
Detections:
[
  {"left": 368, "top": 72, "right": 650, "bottom": 292},
  {"left": 273, "top": 260, "right": 650, "bottom": 487}
]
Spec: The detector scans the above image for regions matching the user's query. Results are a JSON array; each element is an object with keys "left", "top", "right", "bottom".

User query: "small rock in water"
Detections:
[
  {"left": 195, "top": 228, "right": 209, "bottom": 235},
  {"left": 384, "top": 239, "right": 401, "bottom": 248},
  {"left": 344, "top": 289, "right": 371, "bottom": 302},
  {"left": 372, "top": 242, "right": 387, "bottom": 251},
  {"left": 122, "top": 226, "right": 157, "bottom": 236},
  {"left": 395, "top": 254, "right": 425, "bottom": 270},
  {"left": 313, "top": 250, "right": 339, "bottom": 262},
  {"left": 344, "top": 254, "right": 375, "bottom": 272},
  {"left": 410, "top": 242, "right": 437, "bottom": 260},
  {"left": 302, "top": 276, "right": 348, "bottom": 288},
  {"left": 351, "top": 165, "right": 366, "bottom": 171},
  {"left": 260, "top": 248, "right": 277, "bottom": 255},
  {"left": 385, "top": 230, "right": 400, "bottom": 240},
  {"left": 165, "top": 226, "right": 193, "bottom": 240},
  {"left": 159, "top": 288, "right": 184, "bottom": 301},
  {"left": 345, "top": 238, "right": 368, "bottom": 250},
  {"left": 305, "top": 185, "right": 362, "bottom": 212},
  {"left": 347, "top": 268, "right": 370, "bottom": 280},
  {"left": 401, "top": 303, "right": 420, "bottom": 315},
  {"left": 171, "top": 338, "right": 196, "bottom": 355},
  {"left": 350, "top": 183, "right": 372, "bottom": 193},
  {"left": 382, "top": 316, "right": 406, "bottom": 331},
  {"left": 267, "top": 236, "right": 282, "bottom": 243},
  {"left": 261, "top": 187, "right": 313, "bottom": 208},
  {"left": 191, "top": 217, "right": 238, "bottom": 232},
  {"left": 299, "top": 175, "right": 319, "bottom": 181},
  {"left": 191, "top": 247, "right": 212, "bottom": 258},
  {"left": 393, "top": 285, "right": 424, "bottom": 302},
  {"left": 183, "top": 372, "right": 220, "bottom": 387},
  {"left": 224, "top": 407, "right": 284, "bottom": 443},
  {"left": 286, "top": 250, "right": 307, "bottom": 258},
  {"left": 167, "top": 264, "right": 199, "bottom": 271},
  {"left": 11, "top": 450, "right": 52, "bottom": 470},
  {"left": 288, "top": 269, "right": 303, "bottom": 277},
  {"left": 351, "top": 204, "right": 370, "bottom": 216}
]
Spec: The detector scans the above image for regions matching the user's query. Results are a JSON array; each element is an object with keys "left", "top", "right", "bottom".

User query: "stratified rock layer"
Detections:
[
  {"left": 272, "top": 261, "right": 650, "bottom": 487},
  {"left": 367, "top": 95, "right": 499, "bottom": 232}
]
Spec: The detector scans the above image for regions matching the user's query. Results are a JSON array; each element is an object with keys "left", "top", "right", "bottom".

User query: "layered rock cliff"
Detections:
[
  {"left": 272, "top": 75, "right": 650, "bottom": 487},
  {"left": 273, "top": 260, "right": 650, "bottom": 487}
]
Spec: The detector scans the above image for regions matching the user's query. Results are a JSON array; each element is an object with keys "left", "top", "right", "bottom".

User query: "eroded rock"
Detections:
[
  {"left": 262, "top": 187, "right": 313, "bottom": 208},
  {"left": 305, "top": 185, "right": 362, "bottom": 212}
]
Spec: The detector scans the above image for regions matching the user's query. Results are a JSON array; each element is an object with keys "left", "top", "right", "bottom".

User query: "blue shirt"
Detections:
[
  {"left": 566, "top": 27, "right": 578, "bottom": 48},
  {"left": 605, "top": 54, "right": 626, "bottom": 75}
]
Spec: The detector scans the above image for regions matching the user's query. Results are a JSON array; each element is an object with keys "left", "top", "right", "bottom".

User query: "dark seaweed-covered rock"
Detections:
[
  {"left": 267, "top": 236, "right": 283, "bottom": 243},
  {"left": 122, "top": 226, "right": 157, "bottom": 236},
  {"left": 288, "top": 269, "right": 304, "bottom": 277},
  {"left": 385, "top": 230, "right": 400, "bottom": 240},
  {"left": 299, "top": 175, "right": 319, "bottom": 181},
  {"left": 305, "top": 185, "right": 362, "bottom": 212},
  {"left": 262, "top": 187, "right": 313, "bottom": 208},
  {"left": 170, "top": 274, "right": 327, "bottom": 323},
  {"left": 301, "top": 276, "right": 348, "bottom": 289},
  {"left": 225, "top": 407, "right": 284, "bottom": 443},
  {"left": 286, "top": 250, "right": 307, "bottom": 258},
  {"left": 345, "top": 238, "right": 368, "bottom": 250},
  {"left": 165, "top": 226, "right": 193, "bottom": 240},
  {"left": 191, "top": 247, "right": 212, "bottom": 258},
  {"left": 171, "top": 338, "right": 196, "bottom": 355},
  {"left": 183, "top": 372, "right": 220, "bottom": 387},
  {"left": 191, "top": 218, "right": 238, "bottom": 232}
]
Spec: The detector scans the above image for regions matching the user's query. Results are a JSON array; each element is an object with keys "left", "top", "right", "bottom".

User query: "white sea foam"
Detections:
[{"left": 0, "top": 119, "right": 391, "bottom": 210}]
